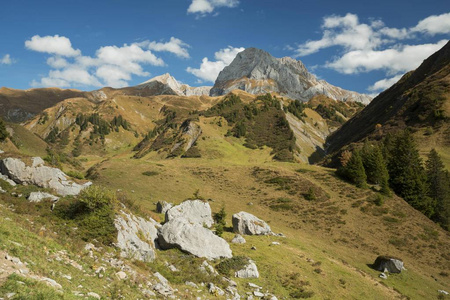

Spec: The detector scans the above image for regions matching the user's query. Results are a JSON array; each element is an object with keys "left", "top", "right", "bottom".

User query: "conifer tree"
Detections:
[
  {"left": 337, "top": 150, "right": 367, "bottom": 188},
  {"left": 0, "top": 118, "right": 9, "bottom": 142},
  {"left": 426, "top": 149, "right": 450, "bottom": 230},
  {"left": 387, "top": 130, "right": 433, "bottom": 217},
  {"left": 361, "top": 141, "right": 390, "bottom": 195}
]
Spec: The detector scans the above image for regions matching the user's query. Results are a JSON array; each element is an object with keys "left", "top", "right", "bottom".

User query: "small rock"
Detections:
[
  {"left": 6, "top": 292, "right": 16, "bottom": 299},
  {"left": 208, "top": 283, "right": 225, "bottom": 296},
  {"left": 270, "top": 242, "right": 280, "bottom": 246},
  {"left": 116, "top": 271, "right": 128, "bottom": 280},
  {"left": 251, "top": 246, "right": 257, "bottom": 250},
  {"left": 62, "top": 274, "right": 72, "bottom": 280},
  {"left": 40, "top": 277, "right": 62, "bottom": 289},
  {"left": 231, "top": 234, "right": 246, "bottom": 244},
  {"left": 168, "top": 264, "right": 178, "bottom": 272},
  {"left": 248, "top": 283, "right": 261, "bottom": 289},
  {"left": 438, "top": 290, "right": 449, "bottom": 295},
  {"left": 27, "top": 191, "right": 59, "bottom": 203},
  {"left": 87, "top": 292, "right": 101, "bottom": 299},
  {"left": 253, "top": 291, "right": 264, "bottom": 297},
  {"left": 379, "top": 273, "right": 388, "bottom": 279},
  {"left": 185, "top": 281, "right": 198, "bottom": 288}
]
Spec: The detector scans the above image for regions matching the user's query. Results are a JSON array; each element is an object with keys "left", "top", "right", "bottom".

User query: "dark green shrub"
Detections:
[{"left": 216, "top": 256, "right": 249, "bottom": 276}]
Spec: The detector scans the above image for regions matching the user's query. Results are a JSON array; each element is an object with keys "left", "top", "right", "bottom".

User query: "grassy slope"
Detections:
[{"left": 87, "top": 118, "right": 449, "bottom": 299}]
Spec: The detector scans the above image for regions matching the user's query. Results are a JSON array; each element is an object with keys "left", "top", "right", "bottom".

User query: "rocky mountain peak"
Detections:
[
  {"left": 210, "top": 48, "right": 372, "bottom": 104},
  {"left": 138, "top": 73, "right": 211, "bottom": 97}
]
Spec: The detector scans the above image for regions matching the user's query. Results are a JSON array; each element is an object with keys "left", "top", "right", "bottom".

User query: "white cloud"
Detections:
[
  {"left": 27, "top": 35, "right": 188, "bottom": 88},
  {"left": 412, "top": 12, "right": 450, "bottom": 35},
  {"left": 186, "top": 46, "right": 244, "bottom": 82},
  {"left": 187, "top": 0, "right": 239, "bottom": 15},
  {"left": 25, "top": 35, "right": 81, "bottom": 57},
  {"left": 293, "top": 13, "right": 450, "bottom": 93},
  {"left": 0, "top": 54, "right": 14, "bottom": 65},
  {"left": 145, "top": 37, "right": 190, "bottom": 58},
  {"left": 326, "top": 40, "right": 448, "bottom": 74},
  {"left": 368, "top": 74, "right": 403, "bottom": 92}
]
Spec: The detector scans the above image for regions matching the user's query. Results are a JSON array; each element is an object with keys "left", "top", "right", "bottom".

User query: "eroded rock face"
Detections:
[
  {"left": 158, "top": 218, "right": 232, "bottom": 260},
  {"left": 210, "top": 48, "right": 371, "bottom": 104},
  {"left": 156, "top": 201, "right": 173, "bottom": 215},
  {"left": 372, "top": 256, "right": 404, "bottom": 273},
  {"left": 115, "top": 211, "right": 160, "bottom": 262},
  {"left": 232, "top": 211, "right": 272, "bottom": 235},
  {"left": 165, "top": 200, "right": 214, "bottom": 228},
  {"left": 0, "top": 157, "right": 91, "bottom": 196}
]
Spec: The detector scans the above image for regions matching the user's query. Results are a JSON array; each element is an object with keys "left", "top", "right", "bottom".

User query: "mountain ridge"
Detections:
[{"left": 210, "top": 47, "right": 372, "bottom": 104}]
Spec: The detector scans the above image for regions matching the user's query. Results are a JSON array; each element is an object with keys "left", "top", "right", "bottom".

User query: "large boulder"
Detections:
[
  {"left": 27, "top": 191, "right": 59, "bottom": 203},
  {"left": 0, "top": 157, "right": 91, "bottom": 196},
  {"left": 372, "top": 256, "right": 404, "bottom": 273},
  {"left": 165, "top": 200, "right": 214, "bottom": 228},
  {"left": 158, "top": 218, "right": 232, "bottom": 260},
  {"left": 235, "top": 260, "right": 259, "bottom": 278},
  {"left": 232, "top": 211, "right": 272, "bottom": 235},
  {"left": 115, "top": 211, "right": 160, "bottom": 262}
]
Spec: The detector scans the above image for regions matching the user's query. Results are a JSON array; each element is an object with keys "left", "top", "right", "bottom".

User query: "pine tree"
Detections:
[
  {"left": 337, "top": 150, "right": 367, "bottom": 188},
  {"left": 0, "top": 118, "right": 9, "bottom": 142},
  {"left": 387, "top": 130, "right": 433, "bottom": 217},
  {"left": 426, "top": 149, "right": 450, "bottom": 230},
  {"left": 361, "top": 141, "right": 390, "bottom": 195}
]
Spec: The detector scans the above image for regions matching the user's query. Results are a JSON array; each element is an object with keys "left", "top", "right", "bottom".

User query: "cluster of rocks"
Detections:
[{"left": 0, "top": 156, "right": 91, "bottom": 196}]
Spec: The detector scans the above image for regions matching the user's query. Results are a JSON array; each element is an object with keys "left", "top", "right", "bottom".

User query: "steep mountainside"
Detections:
[
  {"left": 210, "top": 48, "right": 372, "bottom": 104},
  {"left": 326, "top": 41, "right": 450, "bottom": 162},
  {"left": 0, "top": 87, "right": 86, "bottom": 122}
]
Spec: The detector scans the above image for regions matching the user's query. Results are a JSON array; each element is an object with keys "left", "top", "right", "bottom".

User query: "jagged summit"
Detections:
[
  {"left": 138, "top": 73, "right": 211, "bottom": 97},
  {"left": 210, "top": 48, "right": 372, "bottom": 104}
]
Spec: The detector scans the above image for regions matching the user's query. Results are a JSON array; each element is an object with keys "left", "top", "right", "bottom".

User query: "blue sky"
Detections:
[{"left": 0, "top": 0, "right": 449, "bottom": 95}]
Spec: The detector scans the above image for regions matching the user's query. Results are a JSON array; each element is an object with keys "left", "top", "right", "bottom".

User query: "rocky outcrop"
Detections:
[
  {"left": 210, "top": 48, "right": 371, "bottom": 104},
  {"left": 170, "top": 120, "right": 202, "bottom": 156},
  {"left": 27, "top": 192, "right": 59, "bottom": 203},
  {"left": 372, "top": 256, "right": 404, "bottom": 273},
  {"left": 232, "top": 211, "right": 273, "bottom": 235},
  {"left": 156, "top": 201, "right": 173, "bottom": 215},
  {"left": 165, "top": 200, "right": 213, "bottom": 228},
  {"left": 115, "top": 211, "right": 160, "bottom": 262},
  {"left": 235, "top": 260, "right": 259, "bottom": 278},
  {"left": 138, "top": 73, "right": 211, "bottom": 96},
  {"left": 0, "top": 157, "right": 91, "bottom": 196},
  {"left": 158, "top": 218, "right": 232, "bottom": 259}
]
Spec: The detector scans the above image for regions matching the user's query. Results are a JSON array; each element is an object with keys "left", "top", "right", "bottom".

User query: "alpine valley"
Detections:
[{"left": 0, "top": 44, "right": 449, "bottom": 300}]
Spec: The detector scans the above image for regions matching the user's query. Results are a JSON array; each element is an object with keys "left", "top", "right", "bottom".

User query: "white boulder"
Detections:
[
  {"left": 165, "top": 199, "right": 214, "bottom": 228},
  {"left": 232, "top": 212, "right": 272, "bottom": 235}
]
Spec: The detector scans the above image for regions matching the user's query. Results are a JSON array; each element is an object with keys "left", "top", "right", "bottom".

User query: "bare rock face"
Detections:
[
  {"left": 210, "top": 48, "right": 371, "bottom": 104},
  {"left": 158, "top": 218, "right": 232, "bottom": 260},
  {"left": 232, "top": 211, "right": 273, "bottom": 235},
  {"left": 169, "top": 120, "right": 202, "bottom": 156},
  {"left": 115, "top": 211, "right": 160, "bottom": 262},
  {"left": 165, "top": 200, "right": 214, "bottom": 228},
  {"left": 372, "top": 256, "right": 404, "bottom": 273},
  {"left": 0, "top": 157, "right": 91, "bottom": 196},
  {"left": 156, "top": 201, "right": 173, "bottom": 215}
]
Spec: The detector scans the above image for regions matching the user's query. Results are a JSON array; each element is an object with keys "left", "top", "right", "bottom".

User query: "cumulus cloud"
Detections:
[
  {"left": 412, "top": 12, "right": 450, "bottom": 35},
  {"left": 0, "top": 54, "right": 14, "bottom": 65},
  {"left": 25, "top": 35, "right": 81, "bottom": 57},
  {"left": 187, "top": 0, "right": 239, "bottom": 15},
  {"left": 326, "top": 40, "right": 448, "bottom": 75},
  {"left": 145, "top": 37, "right": 190, "bottom": 58},
  {"left": 186, "top": 46, "right": 244, "bottom": 82},
  {"left": 27, "top": 35, "right": 188, "bottom": 88},
  {"left": 368, "top": 74, "right": 404, "bottom": 92},
  {"left": 294, "top": 12, "right": 450, "bottom": 93}
]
